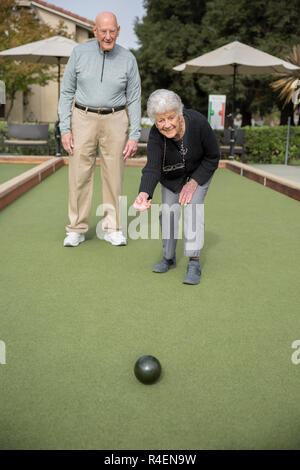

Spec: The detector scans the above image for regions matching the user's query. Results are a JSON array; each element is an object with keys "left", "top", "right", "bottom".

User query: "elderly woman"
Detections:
[{"left": 134, "top": 89, "right": 220, "bottom": 285}]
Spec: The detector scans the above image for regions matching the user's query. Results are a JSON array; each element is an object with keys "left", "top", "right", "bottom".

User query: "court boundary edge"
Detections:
[
  {"left": 223, "top": 160, "right": 300, "bottom": 202},
  {"left": 0, "top": 157, "right": 300, "bottom": 211},
  {"left": 0, "top": 157, "right": 64, "bottom": 211}
]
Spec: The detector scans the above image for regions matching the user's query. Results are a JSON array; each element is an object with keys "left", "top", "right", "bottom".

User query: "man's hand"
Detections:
[
  {"left": 61, "top": 132, "right": 74, "bottom": 155},
  {"left": 123, "top": 139, "right": 138, "bottom": 160},
  {"left": 179, "top": 179, "right": 198, "bottom": 206}
]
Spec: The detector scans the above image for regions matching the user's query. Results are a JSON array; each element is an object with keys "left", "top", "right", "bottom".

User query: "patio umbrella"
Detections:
[
  {"left": 174, "top": 40, "right": 300, "bottom": 156},
  {"left": 0, "top": 35, "right": 78, "bottom": 155},
  {"left": 0, "top": 35, "right": 78, "bottom": 100}
]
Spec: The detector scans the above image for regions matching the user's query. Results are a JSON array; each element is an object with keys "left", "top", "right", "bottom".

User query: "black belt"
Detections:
[{"left": 75, "top": 103, "right": 125, "bottom": 114}]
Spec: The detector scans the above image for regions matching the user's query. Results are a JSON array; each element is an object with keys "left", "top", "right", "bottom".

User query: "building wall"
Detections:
[
  {"left": 35, "top": 8, "right": 76, "bottom": 36},
  {"left": 76, "top": 26, "right": 91, "bottom": 43},
  {"left": 7, "top": 4, "right": 93, "bottom": 123}
]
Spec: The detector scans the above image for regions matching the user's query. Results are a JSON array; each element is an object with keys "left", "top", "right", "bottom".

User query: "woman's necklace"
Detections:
[
  {"left": 174, "top": 117, "right": 185, "bottom": 141},
  {"left": 179, "top": 138, "right": 186, "bottom": 163}
]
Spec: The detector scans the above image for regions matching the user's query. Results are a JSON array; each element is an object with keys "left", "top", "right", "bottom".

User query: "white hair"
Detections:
[{"left": 147, "top": 89, "right": 184, "bottom": 122}]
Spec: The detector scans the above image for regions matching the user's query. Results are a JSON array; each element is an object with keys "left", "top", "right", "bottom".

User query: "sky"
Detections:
[{"left": 47, "top": 0, "right": 146, "bottom": 49}]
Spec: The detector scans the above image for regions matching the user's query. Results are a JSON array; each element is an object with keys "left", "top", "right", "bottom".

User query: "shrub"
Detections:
[
  {"left": 242, "top": 125, "right": 300, "bottom": 164},
  {"left": 0, "top": 121, "right": 299, "bottom": 164}
]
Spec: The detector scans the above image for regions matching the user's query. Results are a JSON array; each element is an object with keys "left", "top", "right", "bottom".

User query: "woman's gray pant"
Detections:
[{"left": 160, "top": 178, "right": 212, "bottom": 259}]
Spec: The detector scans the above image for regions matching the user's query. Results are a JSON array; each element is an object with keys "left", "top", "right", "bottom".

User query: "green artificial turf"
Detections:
[
  {"left": 0, "top": 164, "right": 36, "bottom": 184},
  {"left": 0, "top": 165, "right": 300, "bottom": 450}
]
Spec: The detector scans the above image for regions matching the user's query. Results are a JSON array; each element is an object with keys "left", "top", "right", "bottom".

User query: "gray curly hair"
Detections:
[{"left": 147, "top": 89, "right": 184, "bottom": 122}]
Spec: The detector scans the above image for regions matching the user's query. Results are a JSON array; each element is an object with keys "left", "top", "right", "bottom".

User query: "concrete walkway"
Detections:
[{"left": 250, "top": 164, "right": 300, "bottom": 185}]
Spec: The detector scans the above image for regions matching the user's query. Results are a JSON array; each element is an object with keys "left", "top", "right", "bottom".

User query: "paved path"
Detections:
[{"left": 250, "top": 164, "right": 300, "bottom": 185}]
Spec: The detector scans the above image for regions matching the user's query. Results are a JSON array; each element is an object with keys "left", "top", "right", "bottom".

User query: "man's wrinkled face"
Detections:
[{"left": 93, "top": 14, "right": 120, "bottom": 51}]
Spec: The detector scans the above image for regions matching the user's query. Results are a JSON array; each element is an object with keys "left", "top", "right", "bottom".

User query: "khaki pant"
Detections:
[{"left": 66, "top": 106, "right": 129, "bottom": 234}]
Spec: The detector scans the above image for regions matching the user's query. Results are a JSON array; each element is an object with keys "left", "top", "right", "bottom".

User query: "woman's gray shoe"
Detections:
[
  {"left": 183, "top": 260, "right": 201, "bottom": 284},
  {"left": 152, "top": 257, "right": 176, "bottom": 273}
]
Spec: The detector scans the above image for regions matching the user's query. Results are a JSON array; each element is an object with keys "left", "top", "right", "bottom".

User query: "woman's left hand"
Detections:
[{"left": 179, "top": 179, "right": 198, "bottom": 206}]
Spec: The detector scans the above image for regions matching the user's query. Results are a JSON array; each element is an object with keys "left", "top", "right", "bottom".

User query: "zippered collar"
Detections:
[
  {"left": 101, "top": 50, "right": 106, "bottom": 82},
  {"left": 93, "top": 40, "right": 119, "bottom": 82}
]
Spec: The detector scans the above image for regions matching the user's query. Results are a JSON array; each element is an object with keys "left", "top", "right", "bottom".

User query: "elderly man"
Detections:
[{"left": 59, "top": 12, "right": 141, "bottom": 247}]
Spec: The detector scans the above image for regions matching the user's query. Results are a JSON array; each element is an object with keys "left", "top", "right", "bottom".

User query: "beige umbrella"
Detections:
[
  {"left": 0, "top": 35, "right": 78, "bottom": 100},
  {"left": 174, "top": 40, "right": 300, "bottom": 156},
  {"left": 174, "top": 40, "right": 299, "bottom": 75},
  {"left": 0, "top": 35, "right": 78, "bottom": 155}
]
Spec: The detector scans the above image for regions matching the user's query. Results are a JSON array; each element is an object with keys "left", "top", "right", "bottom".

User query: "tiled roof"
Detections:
[{"left": 26, "top": 0, "right": 95, "bottom": 26}]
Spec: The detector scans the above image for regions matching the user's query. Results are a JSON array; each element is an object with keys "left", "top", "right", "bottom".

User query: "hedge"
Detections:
[
  {"left": 0, "top": 121, "right": 299, "bottom": 164},
  {"left": 242, "top": 125, "right": 300, "bottom": 164}
]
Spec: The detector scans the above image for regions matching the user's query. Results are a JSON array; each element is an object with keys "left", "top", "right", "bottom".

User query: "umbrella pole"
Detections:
[
  {"left": 55, "top": 56, "right": 62, "bottom": 157},
  {"left": 229, "top": 64, "right": 237, "bottom": 159},
  {"left": 284, "top": 116, "right": 291, "bottom": 165},
  {"left": 57, "top": 56, "right": 61, "bottom": 101}
]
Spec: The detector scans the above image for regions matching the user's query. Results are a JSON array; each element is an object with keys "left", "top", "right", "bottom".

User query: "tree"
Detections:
[
  {"left": 0, "top": 0, "right": 71, "bottom": 119},
  {"left": 199, "top": 0, "right": 300, "bottom": 125},
  {"left": 134, "top": 0, "right": 300, "bottom": 124},
  {"left": 134, "top": 0, "right": 208, "bottom": 113}
]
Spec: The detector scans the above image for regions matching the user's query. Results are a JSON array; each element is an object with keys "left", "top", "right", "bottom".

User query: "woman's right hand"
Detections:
[{"left": 133, "top": 192, "right": 152, "bottom": 211}]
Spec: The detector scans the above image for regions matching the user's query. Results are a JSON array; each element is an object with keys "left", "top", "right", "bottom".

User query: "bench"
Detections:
[
  {"left": 137, "top": 127, "right": 151, "bottom": 152},
  {"left": 2, "top": 123, "right": 50, "bottom": 155},
  {"left": 219, "top": 128, "right": 245, "bottom": 158}
]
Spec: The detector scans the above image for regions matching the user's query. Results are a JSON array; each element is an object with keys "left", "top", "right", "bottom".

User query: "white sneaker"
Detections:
[
  {"left": 63, "top": 232, "right": 85, "bottom": 247},
  {"left": 104, "top": 231, "right": 127, "bottom": 246}
]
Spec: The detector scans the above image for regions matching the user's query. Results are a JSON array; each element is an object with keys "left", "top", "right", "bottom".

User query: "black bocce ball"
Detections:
[{"left": 134, "top": 355, "right": 162, "bottom": 384}]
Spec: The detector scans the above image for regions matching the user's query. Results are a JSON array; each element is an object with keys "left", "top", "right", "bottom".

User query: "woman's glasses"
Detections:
[
  {"left": 162, "top": 137, "right": 186, "bottom": 173},
  {"left": 163, "top": 162, "right": 185, "bottom": 173}
]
